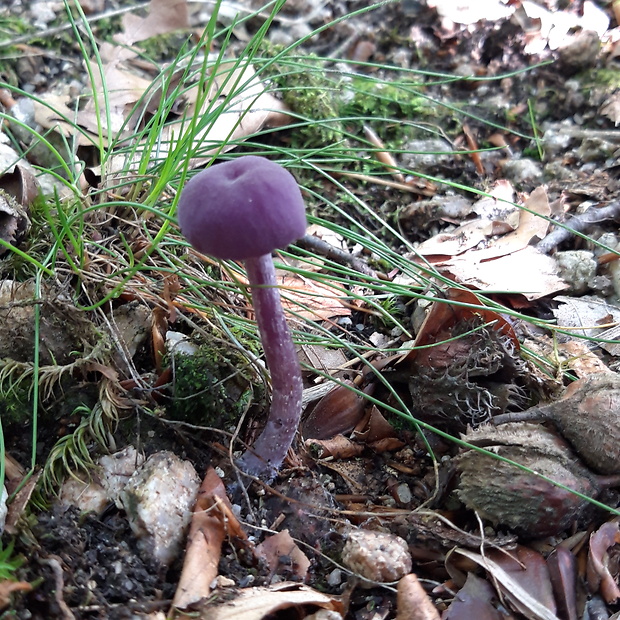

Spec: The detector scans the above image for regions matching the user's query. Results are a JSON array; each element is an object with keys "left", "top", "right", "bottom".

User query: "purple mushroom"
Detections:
[{"left": 177, "top": 155, "right": 307, "bottom": 480}]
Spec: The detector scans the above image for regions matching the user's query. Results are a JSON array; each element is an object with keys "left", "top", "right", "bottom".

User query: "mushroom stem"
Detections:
[{"left": 237, "top": 254, "right": 304, "bottom": 480}]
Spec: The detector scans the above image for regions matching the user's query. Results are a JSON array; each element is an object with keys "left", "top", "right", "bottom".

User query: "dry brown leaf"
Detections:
[
  {"left": 587, "top": 520, "right": 620, "bottom": 604},
  {"left": 155, "top": 62, "right": 290, "bottom": 169},
  {"left": 443, "top": 572, "right": 503, "bottom": 620},
  {"left": 302, "top": 382, "right": 371, "bottom": 441},
  {"left": 305, "top": 435, "right": 365, "bottom": 460},
  {"left": 547, "top": 547, "right": 578, "bottom": 620},
  {"left": 230, "top": 261, "right": 350, "bottom": 322},
  {"left": 32, "top": 93, "right": 95, "bottom": 147},
  {"left": 4, "top": 470, "right": 41, "bottom": 535},
  {"left": 173, "top": 467, "right": 248, "bottom": 610},
  {"left": 115, "top": 0, "right": 189, "bottom": 47},
  {"left": 352, "top": 405, "right": 399, "bottom": 444},
  {"left": 416, "top": 218, "right": 496, "bottom": 258},
  {"left": 479, "top": 185, "right": 550, "bottom": 257},
  {"left": 453, "top": 548, "right": 558, "bottom": 620},
  {"left": 0, "top": 580, "right": 33, "bottom": 610},
  {"left": 557, "top": 340, "right": 613, "bottom": 376},
  {"left": 79, "top": 54, "right": 153, "bottom": 139},
  {"left": 486, "top": 547, "right": 557, "bottom": 619},
  {"left": 472, "top": 179, "right": 516, "bottom": 224},
  {"left": 254, "top": 530, "right": 310, "bottom": 582},
  {"left": 418, "top": 185, "right": 549, "bottom": 262},
  {"left": 297, "top": 344, "right": 348, "bottom": 376},
  {"left": 601, "top": 91, "right": 620, "bottom": 126},
  {"left": 396, "top": 573, "right": 440, "bottom": 620},
  {"left": 199, "top": 582, "right": 342, "bottom": 620},
  {"left": 438, "top": 245, "right": 567, "bottom": 301}
]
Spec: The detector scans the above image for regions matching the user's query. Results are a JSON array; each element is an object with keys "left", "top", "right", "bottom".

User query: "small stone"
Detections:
[
  {"left": 555, "top": 250, "right": 597, "bottom": 294},
  {"left": 327, "top": 568, "right": 343, "bottom": 587},
  {"left": 99, "top": 446, "right": 145, "bottom": 507},
  {"left": 500, "top": 158, "right": 543, "bottom": 187},
  {"left": 401, "top": 139, "right": 453, "bottom": 173},
  {"left": 342, "top": 530, "right": 411, "bottom": 584},
  {"left": 120, "top": 451, "right": 200, "bottom": 566},
  {"left": 58, "top": 446, "right": 146, "bottom": 514}
]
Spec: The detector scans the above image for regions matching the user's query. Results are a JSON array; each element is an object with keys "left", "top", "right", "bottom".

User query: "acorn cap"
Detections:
[{"left": 177, "top": 155, "right": 307, "bottom": 260}]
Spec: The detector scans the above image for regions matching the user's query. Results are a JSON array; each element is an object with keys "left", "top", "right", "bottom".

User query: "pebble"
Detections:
[
  {"left": 401, "top": 139, "right": 453, "bottom": 173},
  {"left": 341, "top": 529, "right": 411, "bottom": 585},
  {"left": 500, "top": 157, "right": 543, "bottom": 187},
  {"left": 555, "top": 250, "right": 598, "bottom": 295},
  {"left": 120, "top": 451, "right": 200, "bottom": 566}
]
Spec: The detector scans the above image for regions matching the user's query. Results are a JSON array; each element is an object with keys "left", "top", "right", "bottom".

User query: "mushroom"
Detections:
[{"left": 177, "top": 155, "right": 307, "bottom": 480}]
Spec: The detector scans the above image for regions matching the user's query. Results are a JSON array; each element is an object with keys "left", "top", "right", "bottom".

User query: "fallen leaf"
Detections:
[
  {"left": 453, "top": 548, "right": 559, "bottom": 620},
  {"left": 438, "top": 245, "right": 567, "bottom": 301},
  {"left": 199, "top": 582, "right": 343, "bottom": 620},
  {"left": 173, "top": 467, "right": 249, "bottom": 609},
  {"left": 254, "top": 529, "right": 310, "bottom": 581},
  {"left": 547, "top": 547, "right": 578, "bottom": 620},
  {"left": 601, "top": 91, "right": 620, "bottom": 126},
  {"left": 395, "top": 573, "right": 440, "bottom": 620},
  {"left": 115, "top": 0, "right": 189, "bottom": 47},
  {"left": 302, "top": 382, "right": 372, "bottom": 441},
  {"left": 305, "top": 435, "right": 365, "bottom": 460},
  {"left": 0, "top": 580, "right": 32, "bottom": 610},
  {"left": 557, "top": 339, "right": 613, "bottom": 377},
  {"left": 587, "top": 520, "right": 620, "bottom": 604},
  {"left": 444, "top": 572, "right": 503, "bottom": 620},
  {"left": 352, "top": 405, "right": 400, "bottom": 444},
  {"left": 486, "top": 546, "right": 557, "bottom": 619}
]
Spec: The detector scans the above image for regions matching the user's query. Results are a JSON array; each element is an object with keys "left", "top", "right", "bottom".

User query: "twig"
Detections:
[
  {"left": 40, "top": 556, "right": 76, "bottom": 620},
  {"left": 297, "top": 234, "right": 380, "bottom": 279},
  {"left": 536, "top": 202, "right": 620, "bottom": 254}
]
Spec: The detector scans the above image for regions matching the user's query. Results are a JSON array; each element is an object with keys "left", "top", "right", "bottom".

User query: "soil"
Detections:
[{"left": 1, "top": 0, "right": 620, "bottom": 618}]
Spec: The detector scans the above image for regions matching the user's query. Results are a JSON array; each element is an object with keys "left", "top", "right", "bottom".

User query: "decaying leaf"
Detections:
[
  {"left": 0, "top": 580, "right": 32, "bottom": 610},
  {"left": 439, "top": 245, "right": 567, "bottom": 301},
  {"left": 547, "top": 547, "right": 579, "bottom": 620},
  {"left": 587, "top": 520, "right": 620, "bottom": 604},
  {"left": 302, "top": 382, "right": 372, "bottom": 441},
  {"left": 173, "top": 467, "right": 249, "bottom": 610},
  {"left": 0, "top": 189, "right": 30, "bottom": 254},
  {"left": 415, "top": 187, "right": 564, "bottom": 300},
  {"left": 198, "top": 582, "right": 343, "bottom": 620},
  {"left": 305, "top": 435, "right": 365, "bottom": 460},
  {"left": 254, "top": 529, "right": 310, "bottom": 582},
  {"left": 115, "top": 0, "right": 189, "bottom": 47},
  {"left": 444, "top": 572, "right": 502, "bottom": 620},
  {"left": 452, "top": 548, "right": 558, "bottom": 620},
  {"left": 395, "top": 573, "right": 440, "bottom": 620}
]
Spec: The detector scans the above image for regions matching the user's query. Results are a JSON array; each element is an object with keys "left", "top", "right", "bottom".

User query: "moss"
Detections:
[
  {"left": 0, "top": 381, "right": 31, "bottom": 424},
  {"left": 340, "top": 78, "right": 431, "bottom": 122},
  {"left": 257, "top": 42, "right": 441, "bottom": 151},
  {"left": 169, "top": 340, "right": 264, "bottom": 428},
  {"left": 136, "top": 32, "right": 193, "bottom": 63},
  {"left": 585, "top": 68, "right": 620, "bottom": 90},
  {"left": 257, "top": 45, "right": 344, "bottom": 148}
]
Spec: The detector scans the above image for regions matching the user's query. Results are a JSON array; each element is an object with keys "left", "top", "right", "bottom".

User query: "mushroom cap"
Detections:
[{"left": 177, "top": 155, "right": 307, "bottom": 260}]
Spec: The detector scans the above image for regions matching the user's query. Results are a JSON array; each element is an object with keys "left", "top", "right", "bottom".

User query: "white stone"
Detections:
[{"left": 120, "top": 451, "right": 200, "bottom": 566}]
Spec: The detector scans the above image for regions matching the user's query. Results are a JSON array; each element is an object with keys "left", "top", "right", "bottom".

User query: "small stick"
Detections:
[
  {"left": 297, "top": 234, "right": 380, "bottom": 279},
  {"left": 536, "top": 202, "right": 620, "bottom": 254}
]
